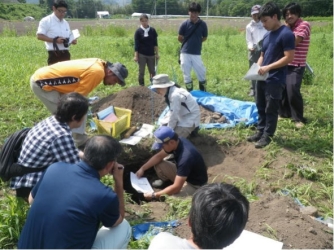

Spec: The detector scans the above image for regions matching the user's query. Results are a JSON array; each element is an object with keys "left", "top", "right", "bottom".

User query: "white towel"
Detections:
[{"left": 140, "top": 25, "right": 150, "bottom": 37}]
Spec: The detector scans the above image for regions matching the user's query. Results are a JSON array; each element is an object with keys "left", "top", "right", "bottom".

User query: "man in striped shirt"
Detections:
[{"left": 279, "top": 3, "right": 311, "bottom": 128}]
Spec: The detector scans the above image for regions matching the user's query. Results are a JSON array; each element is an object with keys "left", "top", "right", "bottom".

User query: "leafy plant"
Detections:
[{"left": 0, "top": 190, "right": 29, "bottom": 248}]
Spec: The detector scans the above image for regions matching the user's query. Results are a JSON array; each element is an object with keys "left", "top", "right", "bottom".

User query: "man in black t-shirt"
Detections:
[{"left": 136, "top": 126, "right": 208, "bottom": 200}]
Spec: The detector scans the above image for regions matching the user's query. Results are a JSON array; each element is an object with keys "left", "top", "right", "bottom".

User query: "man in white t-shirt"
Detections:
[
  {"left": 148, "top": 183, "right": 249, "bottom": 249},
  {"left": 245, "top": 5, "right": 267, "bottom": 97},
  {"left": 37, "top": 0, "right": 77, "bottom": 65}
]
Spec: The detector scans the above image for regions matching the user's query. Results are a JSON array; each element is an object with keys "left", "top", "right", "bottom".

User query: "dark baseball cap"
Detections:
[{"left": 107, "top": 62, "right": 128, "bottom": 87}]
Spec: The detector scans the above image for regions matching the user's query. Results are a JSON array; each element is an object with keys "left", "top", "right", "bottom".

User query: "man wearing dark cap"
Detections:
[
  {"left": 30, "top": 58, "right": 128, "bottom": 147},
  {"left": 136, "top": 126, "right": 207, "bottom": 199},
  {"left": 245, "top": 4, "right": 267, "bottom": 97}
]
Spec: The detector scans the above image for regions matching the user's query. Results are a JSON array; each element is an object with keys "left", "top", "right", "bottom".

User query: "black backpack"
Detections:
[{"left": 0, "top": 128, "right": 46, "bottom": 182}]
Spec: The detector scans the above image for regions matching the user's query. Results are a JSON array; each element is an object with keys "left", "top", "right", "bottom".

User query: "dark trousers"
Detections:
[
  {"left": 16, "top": 187, "right": 32, "bottom": 202},
  {"left": 256, "top": 81, "right": 284, "bottom": 137},
  {"left": 47, "top": 50, "right": 71, "bottom": 65},
  {"left": 138, "top": 53, "right": 156, "bottom": 86},
  {"left": 279, "top": 66, "right": 305, "bottom": 122},
  {"left": 249, "top": 60, "right": 257, "bottom": 91}
]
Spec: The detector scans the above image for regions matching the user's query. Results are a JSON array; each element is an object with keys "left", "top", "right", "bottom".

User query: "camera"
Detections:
[{"left": 63, "top": 38, "right": 70, "bottom": 48}]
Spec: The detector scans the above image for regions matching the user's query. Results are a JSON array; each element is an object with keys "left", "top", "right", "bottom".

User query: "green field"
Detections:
[{"left": 0, "top": 20, "right": 332, "bottom": 248}]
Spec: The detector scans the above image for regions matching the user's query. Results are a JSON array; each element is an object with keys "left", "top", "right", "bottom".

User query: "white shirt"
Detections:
[
  {"left": 148, "top": 232, "right": 195, "bottom": 249},
  {"left": 36, "top": 13, "right": 71, "bottom": 51},
  {"left": 160, "top": 86, "right": 200, "bottom": 129},
  {"left": 245, "top": 20, "right": 267, "bottom": 50}
]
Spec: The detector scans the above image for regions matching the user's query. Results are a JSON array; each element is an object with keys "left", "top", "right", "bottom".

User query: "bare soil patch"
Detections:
[{"left": 92, "top": 86, "right": 333, "bottom": 249}]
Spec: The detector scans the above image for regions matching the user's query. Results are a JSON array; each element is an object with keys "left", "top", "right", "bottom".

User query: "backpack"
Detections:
[{"left": 0, "top": 128, "right": 31, "bottom": 181}]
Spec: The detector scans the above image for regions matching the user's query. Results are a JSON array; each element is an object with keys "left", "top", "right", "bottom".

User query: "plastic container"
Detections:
[{"left": 93, "top": 107, "right": 132, "bottom": 137}]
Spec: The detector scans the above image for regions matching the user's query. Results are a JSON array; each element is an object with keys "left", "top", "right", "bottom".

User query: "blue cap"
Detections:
[{"left": 153, "top": 126, "right": 175, "bottom": 149}]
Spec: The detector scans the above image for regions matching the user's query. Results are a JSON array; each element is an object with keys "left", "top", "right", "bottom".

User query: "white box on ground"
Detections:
[
  {"left": 225, "top": 230, "right": 283, "bottom": 250},
  {"left": 133, "top": 123, "right": 155, "bottom": 138},
  {"left": 119, "top": 136, "right": 142, "bottom": 145}
]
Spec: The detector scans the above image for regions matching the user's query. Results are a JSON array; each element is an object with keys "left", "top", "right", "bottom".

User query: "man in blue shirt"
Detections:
[
  {"left": 178, "top": 2, "right": 208, "bottom": 92},
  {"left": 136, "top": 126, "right": 208, "bottom": 200},
  {"left": 247, "top": 2, "right": 295, "bottom": 148},
  {"left": 18, "top": 135, "right": 131, "bottom": 249}
]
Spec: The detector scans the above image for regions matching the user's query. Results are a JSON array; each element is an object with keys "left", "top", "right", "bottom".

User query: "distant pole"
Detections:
[
  {"left": 165, "top": 0, "right": 167, "bottom": 18},
  {"left": 206, "top": 0, "right": 209, "bottom": 18}
]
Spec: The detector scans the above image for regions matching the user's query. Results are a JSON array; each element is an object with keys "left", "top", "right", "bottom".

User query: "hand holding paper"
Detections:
[{"left": 244, "top": 63, "right": 269, "bottom": 81}]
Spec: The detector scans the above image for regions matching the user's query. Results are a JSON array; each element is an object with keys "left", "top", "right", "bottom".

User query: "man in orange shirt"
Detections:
[{"left": 30, "top": 58, "right": 128, "bottom": 147}]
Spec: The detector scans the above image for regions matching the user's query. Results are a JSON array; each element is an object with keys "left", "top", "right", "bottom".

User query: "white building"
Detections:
[
  {"left": 131, "top": 12, "right": 151, "bottom": 19},
  {"left": 96, "top": 11, "right": 110, "bottom": 19}
]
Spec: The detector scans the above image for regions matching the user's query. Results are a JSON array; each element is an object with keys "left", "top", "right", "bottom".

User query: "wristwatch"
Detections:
[{"left": 152, "top": 192, "right": 156, "bottom": 200}]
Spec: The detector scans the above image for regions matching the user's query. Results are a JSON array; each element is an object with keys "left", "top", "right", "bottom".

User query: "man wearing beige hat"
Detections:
[
  {"left": 245, "top": 4, "right": 267, "bottom": 97},
  {"left": 30, "top": 58, "right": 128, "bottom": 147},
  {"left": 151, "top": 74, "right": 200, "bottom": 139}
]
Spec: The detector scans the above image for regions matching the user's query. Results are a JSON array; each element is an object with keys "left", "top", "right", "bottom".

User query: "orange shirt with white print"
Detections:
[{"left": 33, "top": 58, "right": 105, "bottom": 96}]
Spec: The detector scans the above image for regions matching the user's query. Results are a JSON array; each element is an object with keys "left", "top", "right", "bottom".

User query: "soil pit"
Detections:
[{"left": 91, "top": 86, "right": 333, "bottom": 249}]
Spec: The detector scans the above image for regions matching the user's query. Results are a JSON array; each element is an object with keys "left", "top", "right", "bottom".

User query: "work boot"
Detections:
[
  {"left": 199, "top": 80, "right": 206, "bottom": 92},
  {"left": 247, "top": 131, "right": 263, "bottom": 142},
  {"left": 185, "top": 82, "right": 193, "bottom": 92},
  {"left": 255, "top": 135, "right": 271, "bottom": 148},
  {"left": 248, "top": 89, "right": 255, "bottom": 96}
]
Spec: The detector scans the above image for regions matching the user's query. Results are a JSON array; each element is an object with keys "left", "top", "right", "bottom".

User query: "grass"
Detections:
[{"left": 0, "top": 19, "right": 332, "bottom": 248}]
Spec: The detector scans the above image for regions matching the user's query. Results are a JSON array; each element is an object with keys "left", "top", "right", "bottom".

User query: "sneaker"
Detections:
[
  {"left": 247, "top": 131, "right": 263, "bottom": 142},
  {"left": 255, "top": 136, "right": 271, "bottom": 148},
  {"left": 295, "top": 122, "right": 305, "bottom": 129},
  {"left": 152, "top": 179, "right": 164, "bottom": 188}
]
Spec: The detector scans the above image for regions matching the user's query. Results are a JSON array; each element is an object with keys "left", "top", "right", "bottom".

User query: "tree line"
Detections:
[{"left": 1, "top": 0, "right": 332, "bottom": 19}]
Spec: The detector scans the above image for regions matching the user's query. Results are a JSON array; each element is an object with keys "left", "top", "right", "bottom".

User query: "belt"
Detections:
[{"left": 48, "top": 50, "right": 69, "bottom": 53}]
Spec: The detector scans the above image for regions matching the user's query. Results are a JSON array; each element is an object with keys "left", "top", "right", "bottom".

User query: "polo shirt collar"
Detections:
[
  {"left": 77, "top": 161, "right": 100, "bottom": 179},
  {"left": 173, "top": 137, "right": 183, "bottom": 155},
  {"left": 51, "top": 12, "right": 63, "bottom": 22}
]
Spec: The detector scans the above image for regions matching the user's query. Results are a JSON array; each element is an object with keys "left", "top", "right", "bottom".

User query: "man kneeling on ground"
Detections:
[
  {"left": 149, "top": 183, "right": 249, "bottom": 249},
  {"left": 136, "top": 126, "right": 208, "bottom": 200},
  {"left": 18, "top": 135, "right": 131, "bottom": 249}
]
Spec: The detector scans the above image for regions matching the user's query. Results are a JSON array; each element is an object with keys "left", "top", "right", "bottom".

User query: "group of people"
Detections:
[
  {"left": 245, "top": 2, "right": 311, "bottom": 148},
  {"left": 8, "top": 0, "right": 312, "bottom": 248}
]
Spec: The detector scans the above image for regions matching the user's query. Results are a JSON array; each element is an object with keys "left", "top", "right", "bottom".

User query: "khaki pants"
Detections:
[
  {"left": 174, "top": 125, "right": 196, "bottom": 138},
  {"left": 154, "top": 160, "right": 201, "bottom": 197},
  {"left": 30, "top": 76, "right": 87, "bottom": 146}
]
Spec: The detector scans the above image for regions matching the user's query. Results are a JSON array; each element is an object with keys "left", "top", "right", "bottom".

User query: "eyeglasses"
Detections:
[{"left": 57, "top": 9, "right": 67, "bottom": 14}]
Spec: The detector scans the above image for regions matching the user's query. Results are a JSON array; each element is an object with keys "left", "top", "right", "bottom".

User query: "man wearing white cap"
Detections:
[
  {"left": 245, "top": 4, "right": 267, "bottom": 97},
  {"left": 30, "top": 58, "right": 128, "bottom": 147},
  {"left": 151, "top": 74, "right": 200, "bottom": 139}
]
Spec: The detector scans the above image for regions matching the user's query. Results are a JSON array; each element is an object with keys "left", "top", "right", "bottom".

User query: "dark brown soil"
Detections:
[{"left": 92, "top": 86, "right": 333, "bottom": 249}]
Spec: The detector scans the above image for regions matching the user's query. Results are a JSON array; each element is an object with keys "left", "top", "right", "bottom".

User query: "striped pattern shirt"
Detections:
[
  {"left": 10, "top": 116, "right": 80, "bottom": 189},
  {"left": 289, "top": 18, "right": 311, "bottom": 67}
]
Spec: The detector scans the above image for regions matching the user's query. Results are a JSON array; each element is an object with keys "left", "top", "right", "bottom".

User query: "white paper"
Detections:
[
  {"left": 244, "top": 63, "right": 269, "bottom": 81},
  {"left": 69, "top": 29, "right": 80, "bottom": 44},
  {"left": 119, "top": 136, "right": 142, "bottom": 145},
  {"left": 133, "top": 123, "right": 155, "bottom": 138},
  {"left": 225, "top": 230, "right": 283, "bottom": 250},
  {"left": 130, "top": 172, "right": 154, "bottom": 193}
]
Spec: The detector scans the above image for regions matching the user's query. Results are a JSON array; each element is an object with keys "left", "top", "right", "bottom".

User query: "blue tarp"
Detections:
[
  {"left": 132, "top": 220, "right": 180, "bottom": 240},
  {"left": 158, "top": 90, "right": 258, "bottom": 129}
]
